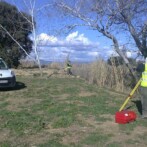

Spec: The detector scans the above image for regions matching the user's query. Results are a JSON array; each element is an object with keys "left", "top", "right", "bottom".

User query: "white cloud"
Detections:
[
  {"left": 88, "top": 52, "right": 99, "bottom": 56},
  {"left": 66, "top": 31, "right": 90, "bottom": 45},
  {"left": 126, "top": 51, "right": 132, "bottom": 58},
  {"left": 66, "top": 31, "right": 78, "bottom": 41},
  {"left": 37, "top": 33, "right": 58, "bottom": 44},
  {"left": 34, "top": 31, "right": 114, "bottom": 62},
  {"left": 37, "top": 31, "right": 98, "bottom": 48}
]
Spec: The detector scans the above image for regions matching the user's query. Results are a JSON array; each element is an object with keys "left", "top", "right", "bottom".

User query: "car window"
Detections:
[{"left": 0, "top": 59, "right": 8, "bottom": 69}]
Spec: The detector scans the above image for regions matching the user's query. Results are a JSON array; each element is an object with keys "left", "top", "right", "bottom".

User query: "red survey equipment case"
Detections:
[
  {"left": 115, "top": 110, "right": 137, "bottom": 124},
  {"left": 115, "top": 79, "right": 141, "bottom": 124}
]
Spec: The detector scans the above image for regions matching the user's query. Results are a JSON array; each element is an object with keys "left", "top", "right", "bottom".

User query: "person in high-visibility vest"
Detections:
[
  {"left": 140, "top": 58, "right": 147, "bottom": 118},
  {"left": 66, "top": 60, "right": 72, "bottom": 75}
]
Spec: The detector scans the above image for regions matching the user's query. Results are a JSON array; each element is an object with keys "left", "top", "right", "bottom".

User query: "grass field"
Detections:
[{"left": 0, "top": 69, "right": 147, "bottom": 147}]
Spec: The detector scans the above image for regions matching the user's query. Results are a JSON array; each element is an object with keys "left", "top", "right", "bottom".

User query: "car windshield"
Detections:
[{"left": 0, "top": 59, "right": 8, "bottom": 69}]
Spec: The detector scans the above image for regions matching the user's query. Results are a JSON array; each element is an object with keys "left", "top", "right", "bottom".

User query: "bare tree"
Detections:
[
  {"left": 114, "top": 0, "right": 147, "bottom": 58},
  {"left": 17, "top": 0, "right": 42, "bottom": 75},
  {"left": 0, "top": 0, "right": 42, "bottom": 72},
  {"left": 19, "top": 0, "right": 53, "bottom": 75},
  {"left": 0, "top": 24, "right": 34, "bottom": 60},
  {"left": 1, "top": 0, "right": 52, "bottom": 75},
  {"left": 52, "top": 0, "right": 147, "bottom": 80}
]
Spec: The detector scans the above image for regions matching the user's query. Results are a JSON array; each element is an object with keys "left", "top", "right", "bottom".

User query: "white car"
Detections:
[{"left": 0, "top": 58, "right": 16, "bottom": 88}]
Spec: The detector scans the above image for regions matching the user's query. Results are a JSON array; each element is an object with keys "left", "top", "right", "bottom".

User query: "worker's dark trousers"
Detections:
[
  {"left": 140, "top": 86, "right": 147, "bottom": 117},
  {"left": 67, "top": 69, "right": 72, "bottom": 75}
]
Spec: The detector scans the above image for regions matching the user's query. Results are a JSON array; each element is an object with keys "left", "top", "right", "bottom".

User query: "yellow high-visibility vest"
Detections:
[{"left": 141, "top": 63, "right": 147, "bottom": 87}]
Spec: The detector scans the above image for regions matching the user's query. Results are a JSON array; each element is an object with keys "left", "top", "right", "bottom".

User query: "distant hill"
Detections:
[
  {"left": 40, "top": 59, "right": 92, "bottom": 65},
  {"left": 40, "top": 60, "right": 52, "bottom": 65}
]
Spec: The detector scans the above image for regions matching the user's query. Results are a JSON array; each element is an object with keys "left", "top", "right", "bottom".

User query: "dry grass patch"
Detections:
[
  {"left": 78, "top": 90, "right": 96, "bottom": 97},
  {"left": 13, "top": 68, "right": 55, "bottom": 76},
  {"left": 6, "top": 97, "right": 42, "bottom": 112},
  {"left": 0, "top": 130, "right": 10, "bottom": 143}
]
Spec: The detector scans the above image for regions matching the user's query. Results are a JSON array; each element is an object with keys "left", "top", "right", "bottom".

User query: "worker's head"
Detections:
[
  {"left": 141, "top": 58, "right": 147, "bottom": 72},
  {"left": 136, "top": 62, "right": 145, "bottom": 73}
]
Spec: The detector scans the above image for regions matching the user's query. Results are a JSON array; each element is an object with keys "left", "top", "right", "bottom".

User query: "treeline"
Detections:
[{"left": 72, "top": 57, "right": 143, "bottom": 92}]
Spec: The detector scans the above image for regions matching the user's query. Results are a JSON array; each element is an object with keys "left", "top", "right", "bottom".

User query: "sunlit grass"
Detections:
[{"left": 0, "top": 74, "right": 146, "bottom": 146}]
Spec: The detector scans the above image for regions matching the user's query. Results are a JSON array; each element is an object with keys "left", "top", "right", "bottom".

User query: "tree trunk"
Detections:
[{"left": 102, "top": 31, "right": 137, "bottom": 81}]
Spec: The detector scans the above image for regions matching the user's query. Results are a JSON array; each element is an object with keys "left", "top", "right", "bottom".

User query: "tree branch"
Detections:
[{"left": 0, "top": 24, "right": 36, "bottom": 62}]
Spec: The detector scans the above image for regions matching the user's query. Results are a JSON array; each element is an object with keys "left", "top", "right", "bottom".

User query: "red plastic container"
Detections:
[{"left": 115, "top": 110, "right": 137, "bottom": 124}]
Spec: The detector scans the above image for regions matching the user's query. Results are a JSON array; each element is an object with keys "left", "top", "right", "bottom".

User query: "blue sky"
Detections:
[{"left": 4, "top": 0, "right": 138, "bottom": 62}]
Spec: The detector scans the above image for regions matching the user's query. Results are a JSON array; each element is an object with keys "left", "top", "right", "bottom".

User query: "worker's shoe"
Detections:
[
  {"left": 142, "top": 111, "right": 147, "bottom": 118},
  {"left": 141, "top": 115, "right": 147, "bottom": 119}
]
